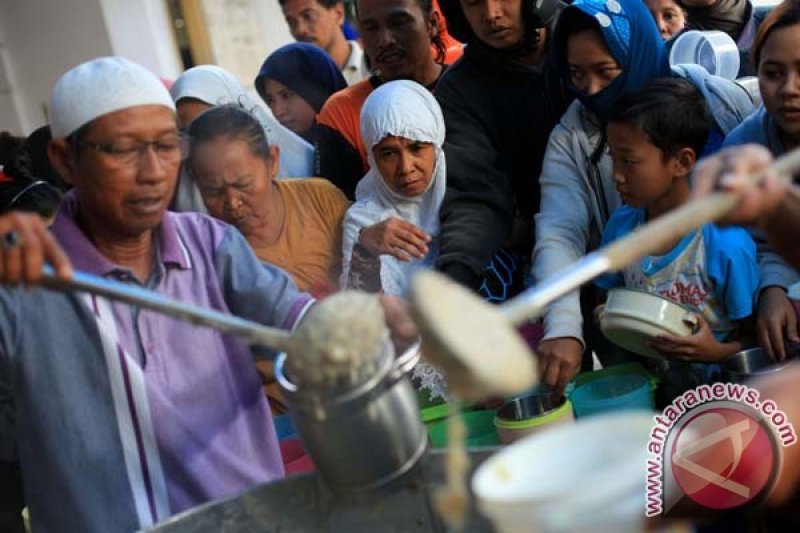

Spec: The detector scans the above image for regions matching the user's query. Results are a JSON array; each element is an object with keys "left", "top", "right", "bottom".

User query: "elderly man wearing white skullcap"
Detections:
[
  {"left": 0, "top": 56, "right": 414, "bottom": 533},
  {"left": 0, "top": 55, "right": 317, "bottom": 531}
]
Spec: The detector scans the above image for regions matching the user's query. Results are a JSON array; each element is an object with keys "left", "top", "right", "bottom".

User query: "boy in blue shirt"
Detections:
[{"left": 596, "top": 78, "right": 759, "bottom": 395}]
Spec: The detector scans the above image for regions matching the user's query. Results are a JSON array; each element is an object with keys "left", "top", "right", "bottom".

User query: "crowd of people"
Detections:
[{"left": 1, "top": 0, "right": 800, "bottom": 530}]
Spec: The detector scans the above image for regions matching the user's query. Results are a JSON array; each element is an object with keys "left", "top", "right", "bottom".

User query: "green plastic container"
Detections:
[
  {"left": 427, "top": 410, "right": 499, "bottom": 448},
  {"left": 421, "top": 402, "right": 451, "bottom": 425}
]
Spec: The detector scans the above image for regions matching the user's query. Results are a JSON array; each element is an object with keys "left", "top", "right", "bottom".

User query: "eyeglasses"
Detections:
[{"left": 75, "top": 135, "right": 187, "bottom": 166}]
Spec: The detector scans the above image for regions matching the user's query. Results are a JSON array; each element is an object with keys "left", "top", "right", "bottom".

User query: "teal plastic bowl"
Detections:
[{"left": 569, "top": 373, "right": 654, "bottom": 418}]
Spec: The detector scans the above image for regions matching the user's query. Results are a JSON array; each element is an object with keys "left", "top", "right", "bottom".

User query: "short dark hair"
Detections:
[
  {"left": 5, "top": 126, "right": 70, "bottom": 191},
  {"left": 278, "top": 0, "right": 342, "bottom": 8},
  {"left": 186, "top": 105, "right": 270, "bottom": 164},
  {"left": 354, "top": 0, "right": 447, "bottom": 64},
  {"left": 608, "top": 78, "right": 711, "bottom": 159},
  {"left": 0, "top": 178, "right": 63, "bottom": 218},
  {"left": 752, "top": 0, "right": 800, "bottom": 69}
]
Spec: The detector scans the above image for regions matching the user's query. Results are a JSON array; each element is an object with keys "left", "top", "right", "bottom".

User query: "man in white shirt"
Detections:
[{"left": 279, "top": 0, "right": 370, "bottom": 85}]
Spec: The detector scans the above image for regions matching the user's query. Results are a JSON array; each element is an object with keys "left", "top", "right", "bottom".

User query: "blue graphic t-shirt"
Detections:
[{"left": 596, "top": 205, "right": 759, "bottom": 340}]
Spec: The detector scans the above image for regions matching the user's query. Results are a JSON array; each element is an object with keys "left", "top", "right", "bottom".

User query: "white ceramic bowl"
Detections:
[
  {"left": 600, "top": 288, "right": 697, "bottom": 359},
  {"left": 472, "top": 412, "right": 654, "bottom": 533}
]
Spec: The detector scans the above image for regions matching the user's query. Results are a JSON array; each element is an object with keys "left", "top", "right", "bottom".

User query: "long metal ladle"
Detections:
[
  {"left": 410, "top": 147, "right": 800, "bottom": 398},
  {"left": 40, "top": 265, "right": 293, "bottom": 352}
]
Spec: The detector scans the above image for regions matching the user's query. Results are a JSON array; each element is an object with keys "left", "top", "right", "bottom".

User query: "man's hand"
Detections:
[
  {"left": 378, "top": 294, "right": 418, "bottom": 355},
  {"left": 0, "top": 212, "right": 72, "bottom": 285},
  {"left": 691, "top": 144, "right": 787, "bottom": 226},
  {"left": 537, "top": 337, "right": 583, "bottom": 393},
  {"left": 359, "top": 218, "right": 431, "bottom": 261},
  {"left": 757, "top": 287, "right": 800, "bottom": 362},
  {"left": 747, "top": 362, "right": 800, "bottom": 506}
]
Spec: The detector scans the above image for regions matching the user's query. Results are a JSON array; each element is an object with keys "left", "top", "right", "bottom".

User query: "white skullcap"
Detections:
[{"left": 49, "top": 56, "right": 176, "bottom": 139}]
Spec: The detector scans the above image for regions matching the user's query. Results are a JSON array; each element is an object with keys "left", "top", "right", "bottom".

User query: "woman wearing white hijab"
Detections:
[
  {"left": 340, "top": 79, "right": 446, "bottom": 297},
  {"left": 170, "top": 65, "right": 314, "bottom": 212}
]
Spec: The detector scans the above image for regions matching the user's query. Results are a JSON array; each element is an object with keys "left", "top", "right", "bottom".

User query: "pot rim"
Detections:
[{"left": 275, "top": 339, "right": 421, "bottom": 409}]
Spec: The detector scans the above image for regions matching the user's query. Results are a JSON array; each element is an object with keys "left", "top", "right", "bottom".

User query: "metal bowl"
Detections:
[
  {"left": 496, "top": 390, "right": 566, "bottom": 421},
  {"left": 494, "top": 389, "right": 574, "bottom": 444},
  {"left": 723, "top": 347, "right": 794, "bottom": 382}
]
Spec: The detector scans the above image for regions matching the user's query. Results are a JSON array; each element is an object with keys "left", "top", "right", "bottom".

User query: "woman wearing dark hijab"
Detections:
[{"left": 255, "top": 42, "right": 347, "bottom": 144}]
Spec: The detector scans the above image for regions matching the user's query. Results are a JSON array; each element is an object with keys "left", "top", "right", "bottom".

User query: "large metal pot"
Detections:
[
  {"left": 275, "top": 341, "right": 427, "bottom": 494},
  {"left": 723, "top": 346, "right": 795, "bottom": 382}
]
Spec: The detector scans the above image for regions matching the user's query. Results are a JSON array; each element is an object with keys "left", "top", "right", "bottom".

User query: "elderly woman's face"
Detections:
[
  {"left": 373, "top": 135, "right": 436, "bottom": 197},
  {"left": 190, "top": 136, "right": 279, "bottom": 236},
  {"left": 58, "top": 105, "right": 180, "bottom": 237}
]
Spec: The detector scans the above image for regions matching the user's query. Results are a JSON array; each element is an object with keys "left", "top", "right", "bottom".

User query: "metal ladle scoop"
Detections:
[
  {"left": 410, "top": 147, "right": 800, "bottom": 399},
  {"left": 40, "top": 265, "right": 293, "bottom": 351}
]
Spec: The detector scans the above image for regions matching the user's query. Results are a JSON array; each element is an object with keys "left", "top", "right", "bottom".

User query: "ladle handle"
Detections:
[
  {"left": 40, "top": 265, "right": 293, "bottom": 351},
  {"left": 502, "top": 146, "right": 800, "bottom": 325}
]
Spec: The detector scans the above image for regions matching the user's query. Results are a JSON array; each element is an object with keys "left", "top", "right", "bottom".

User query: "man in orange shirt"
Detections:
[{"left": 316, "top": 0, "right": 449, "bottom": 199}]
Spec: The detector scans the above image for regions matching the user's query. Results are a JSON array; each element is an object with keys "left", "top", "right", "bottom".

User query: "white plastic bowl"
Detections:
[
  {"left": 669, "top": 30, "right": 740, "bottom": 80},
  {"left": 600, "top": 288, "right": 697, "bottom": 359},
  {"left": 472, "top": 412, "right": 654, "bottom": 533}
]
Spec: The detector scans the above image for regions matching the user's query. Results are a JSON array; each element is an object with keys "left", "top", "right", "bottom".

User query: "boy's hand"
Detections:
[{"left": 649, "top": 314, "right": 736, "bottom": 363}]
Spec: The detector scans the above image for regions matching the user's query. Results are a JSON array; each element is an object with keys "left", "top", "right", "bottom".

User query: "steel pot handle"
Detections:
[
  {"left": 274, "top": 352, "right": 298, "bottom": 393},
  {"left": 389, "top": 338, "right": 422, "bottom": 382},
  {"left": 275, "top": 339, "right": 420, "bottom": 393}
]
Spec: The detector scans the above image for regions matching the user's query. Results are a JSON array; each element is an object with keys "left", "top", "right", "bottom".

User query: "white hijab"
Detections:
[
  {"left": 340, "top": 80, "right": 447, "bottom": 296},
  {"left": 170, "top": 65, "right": 314, "bottom": 212}
]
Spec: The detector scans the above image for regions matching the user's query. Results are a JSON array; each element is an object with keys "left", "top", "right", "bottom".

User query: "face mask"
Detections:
[{"left": 574, "top": 72, "right": 628, "bottom": 122}]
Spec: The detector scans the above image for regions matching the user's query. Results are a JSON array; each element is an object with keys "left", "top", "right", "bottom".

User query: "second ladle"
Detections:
[{"left": 410, "top": 147, "right": 800, "bottom": 399}]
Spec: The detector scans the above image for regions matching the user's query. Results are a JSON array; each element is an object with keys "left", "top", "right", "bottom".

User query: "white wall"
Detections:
[
  {"left": 0, "top": 21, "right": 24, "bottom": 134},
  {"left": 0, "top": 0, "right": 114, "bottom": 134},
  {"left": 99, "top": 0, "right": 183, "bottom": 80},
  {"left": 201, "top": 0, "right": 294, "bottom": 91},
  {"left": 0, "top": 0, "right": 294, "bottom": 135},
  {"left": 0, "top": 0, "right": 181, "bottom": 135}
]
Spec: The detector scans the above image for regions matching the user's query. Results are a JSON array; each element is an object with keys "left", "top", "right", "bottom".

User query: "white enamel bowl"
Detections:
[
  {"left": 472, "top": 412, "right": 654, "bottom": 533},
  {"left": 599, "top": 288, "right": 698, "bottom": 359}
]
